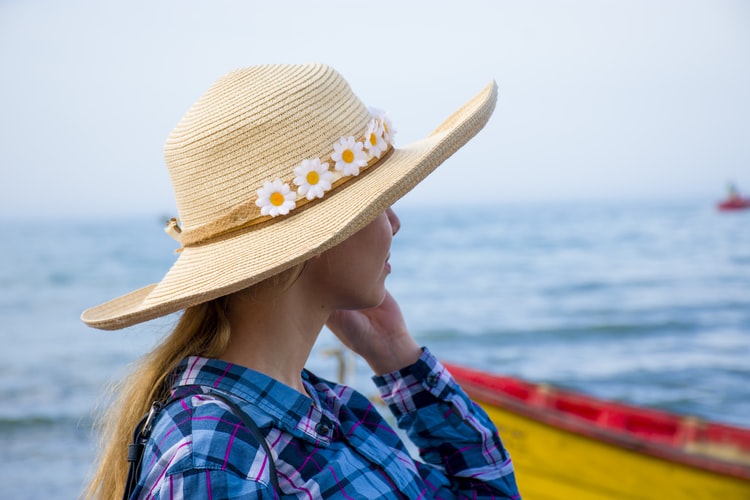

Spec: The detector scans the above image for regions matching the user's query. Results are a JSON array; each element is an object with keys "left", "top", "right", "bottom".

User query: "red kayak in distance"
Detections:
[{"left": 717, "top": 196, "right": 750, "bottom": 211}]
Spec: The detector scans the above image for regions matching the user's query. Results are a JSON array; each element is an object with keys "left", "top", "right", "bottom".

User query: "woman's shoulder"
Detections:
[
  {"left": 137, "top": 394, "right": 276, "bottom": 497},
  {"left": 149, "top": 392, "right": 269, "bottom": 478}
]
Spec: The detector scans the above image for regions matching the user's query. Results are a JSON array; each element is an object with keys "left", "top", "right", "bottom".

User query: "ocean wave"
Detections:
[
  {"left": 417, "top": 319, "right": 700, "bottom": 341},
  {"left": 0, "top": 415, "right": 92, "bottom": 432}
]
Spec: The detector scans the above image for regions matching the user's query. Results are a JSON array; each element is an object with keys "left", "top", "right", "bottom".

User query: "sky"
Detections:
[{"left": 1, "top": 0, "right": 749, "bottom": 218}]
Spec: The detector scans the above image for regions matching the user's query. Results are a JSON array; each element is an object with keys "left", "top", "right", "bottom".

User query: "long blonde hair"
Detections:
[
  {"left": 82, "top": 297, "right": 232, "bottom": 500},
  {"left": 83, "top": 265, "right": 304, "bottom": 500}
]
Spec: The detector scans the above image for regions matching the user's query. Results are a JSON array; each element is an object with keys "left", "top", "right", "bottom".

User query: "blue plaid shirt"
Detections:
[{"left": 131, "top": 348, "right": 520, "bottom": 499}]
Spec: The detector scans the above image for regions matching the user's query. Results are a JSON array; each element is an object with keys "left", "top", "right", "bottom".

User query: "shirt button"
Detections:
[
  {"left": 426, "top": 374, "right": 440, "bottom": 388},
  {"left": 315, "top": 421, "right": 331, "bottom": 435}
]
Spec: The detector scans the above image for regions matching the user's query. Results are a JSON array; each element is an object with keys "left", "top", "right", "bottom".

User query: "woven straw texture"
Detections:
[{"left": 82, "top": 63, "right": 498, "bottom": 330}]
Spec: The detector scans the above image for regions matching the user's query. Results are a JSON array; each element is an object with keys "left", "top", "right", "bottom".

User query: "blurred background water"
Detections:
[{"left": 1, "top": 200, "right": 748, "bottom": 499}]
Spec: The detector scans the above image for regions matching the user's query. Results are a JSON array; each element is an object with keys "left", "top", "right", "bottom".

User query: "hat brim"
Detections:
[{"left": 82, "top": 80, "right": 498, "bottom": 330}]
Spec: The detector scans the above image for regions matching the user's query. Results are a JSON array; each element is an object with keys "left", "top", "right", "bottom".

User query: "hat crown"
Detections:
[{"left": 164, "top": 63, "right": 370, "bottom": 229}]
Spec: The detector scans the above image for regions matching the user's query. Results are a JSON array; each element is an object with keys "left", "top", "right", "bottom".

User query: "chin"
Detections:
[
  {"left": 370, "top": 289, "right": 388, "bottom": 308},
  {"left": 349, "top": 289, "right": 387, "bottom": 311}
]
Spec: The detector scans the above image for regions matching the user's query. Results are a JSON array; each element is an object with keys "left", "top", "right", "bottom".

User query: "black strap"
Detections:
[
  {"left": 123, "top": 401, "right": 166, "bottom": 500},
  {"left": 122, "top": 392, "right": 279, "bottom": 499}
]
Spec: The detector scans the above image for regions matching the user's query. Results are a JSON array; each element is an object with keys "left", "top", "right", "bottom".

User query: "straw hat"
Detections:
[{"left": 82, "top": 63, "right": 497, "bottom": 330}]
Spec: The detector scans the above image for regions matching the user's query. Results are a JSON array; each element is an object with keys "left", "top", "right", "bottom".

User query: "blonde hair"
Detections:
[
  {"left": 83, "top": 265, "right": 304, "bottom": 500},
  {"left": 82, "top": 297, "right": 231, "bottom": 500}
]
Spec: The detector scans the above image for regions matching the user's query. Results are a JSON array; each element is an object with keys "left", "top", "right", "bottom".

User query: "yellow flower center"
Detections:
[
  {"left": 369, "top": 133, "right": 377, "bottom": 146},
  {"left": 306, "top": 171, "right": 320, "bottom": 185},
  {"left": 342, "top": 149, "right": 354, "bottom": 163},
  {"left": 270, "top": 192, "right": 285, "bottom": 206}
]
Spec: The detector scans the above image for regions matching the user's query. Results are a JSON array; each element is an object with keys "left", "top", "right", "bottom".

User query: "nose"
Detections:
[{"left": 386, "top": 208, "right": 400, "bottom": 236}]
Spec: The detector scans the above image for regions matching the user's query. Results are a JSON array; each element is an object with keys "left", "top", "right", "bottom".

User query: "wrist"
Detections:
[{"left": 366, "top": 337, "right": 422, "bottom": 375}]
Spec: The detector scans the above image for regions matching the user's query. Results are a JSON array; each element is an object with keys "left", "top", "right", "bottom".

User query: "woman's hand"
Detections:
[{"left": 326, "top": 291, "right": 422, "bottom": 375}]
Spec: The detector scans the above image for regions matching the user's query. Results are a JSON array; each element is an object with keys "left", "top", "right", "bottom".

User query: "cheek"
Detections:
[
  {"left": 309, "top": 242, "right": 389, "bottom": 306},
  {"left": 364, "top": 218, "right": 393, "bottom": 256},
  {"left": 309, "top": 216, "right": 392, "bottom": 298}
]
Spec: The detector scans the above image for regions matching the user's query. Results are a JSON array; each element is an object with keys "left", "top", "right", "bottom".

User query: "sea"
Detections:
[{"left": 1, "top": 200, "right": 749, "bottom": 499}]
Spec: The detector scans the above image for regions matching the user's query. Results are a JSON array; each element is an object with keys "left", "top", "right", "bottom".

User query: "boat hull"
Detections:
[
  {"left": 445, "top": 363, "right": 750, "bottom": 499},
  {"left": 483, "top": 403, "right": 749, "bottom": 499},
  {"left": 718, "top": 197, "right": 750, "bottom": 211}
]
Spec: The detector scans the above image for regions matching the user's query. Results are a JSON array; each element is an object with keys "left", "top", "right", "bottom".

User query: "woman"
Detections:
[{"left": 82, "top": 63, "right": 520, "bottom": 499}]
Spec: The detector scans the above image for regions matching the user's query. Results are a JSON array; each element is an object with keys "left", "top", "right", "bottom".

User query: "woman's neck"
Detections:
[{"left": 219, "top": 279, "right": 328, "bottom": 394}]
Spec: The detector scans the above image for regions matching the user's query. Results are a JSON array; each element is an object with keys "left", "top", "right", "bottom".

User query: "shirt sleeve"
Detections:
[
  {"left": 372, "top": 348, "right": 521, "bottom": 499},
  {"left": 148, "top": 468, "right": 277, "bottom": 500}
]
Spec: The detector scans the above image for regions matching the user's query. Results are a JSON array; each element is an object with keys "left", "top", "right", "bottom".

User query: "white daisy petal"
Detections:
[
  {"left": 255, "top": 178, "right": 296, "bottom": 217},
  {"left": 293, "top": 158, "right": 333, "bottom": 200},
  {"left": 368, "top": 107, "right": 396, "bottom": 144},
  {"left": 332, "top": 136, "right": 367, "bottom": 176},
  {"left": 363, "top": 118, "right": 388, "bottom": 159}
]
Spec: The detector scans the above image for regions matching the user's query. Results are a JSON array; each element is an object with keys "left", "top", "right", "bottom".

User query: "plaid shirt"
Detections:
[{"left": 131, "top": 349, "right": 520, "bottom": 499}]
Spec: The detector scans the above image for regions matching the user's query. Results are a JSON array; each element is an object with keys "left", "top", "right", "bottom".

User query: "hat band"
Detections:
[{"left": 166, "top": 108, "right": 395, "bottom": 250}]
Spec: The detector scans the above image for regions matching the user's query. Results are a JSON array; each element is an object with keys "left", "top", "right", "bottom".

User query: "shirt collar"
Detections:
[{"left": 171, "top": 356, "right": 335, "bottom": 446}]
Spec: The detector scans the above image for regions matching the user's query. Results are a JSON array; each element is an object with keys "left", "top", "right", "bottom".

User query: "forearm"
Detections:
[{"left": 373, "top": 348, "right": 521, "bottom": 499}]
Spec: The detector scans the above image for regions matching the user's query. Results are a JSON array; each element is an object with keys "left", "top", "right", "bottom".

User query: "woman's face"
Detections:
[{"left": 306, "top": 208, "right": 400, "bottom": 310}]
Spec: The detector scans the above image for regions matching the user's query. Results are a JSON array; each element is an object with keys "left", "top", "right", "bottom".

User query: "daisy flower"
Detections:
[
  {"left": 363, "top": 118, "right": 388, "bottom": 159},
  {"left": 255, "top": 178, "right": 296, "bottom": 216},
  {"left": 331, "top": 136, "right": 367, "bottom": 176},
  {"left": 368, "top": 107, "right": 396, "bottom": 144},
  {"left": 293, "top": 158, "right": 333, "bottom": 200}
]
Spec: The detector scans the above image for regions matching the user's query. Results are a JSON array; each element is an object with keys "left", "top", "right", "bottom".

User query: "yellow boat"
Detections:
[{"left": 444, "top": 362, "right": 750, "bottom": 499}]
